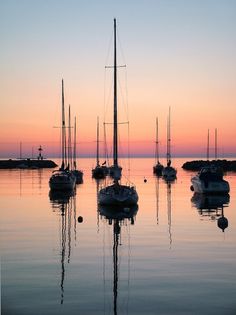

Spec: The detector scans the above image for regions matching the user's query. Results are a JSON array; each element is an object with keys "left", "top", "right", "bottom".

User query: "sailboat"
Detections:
[
  {"left": 153, "top": 117, "right": 163, "bottom": 176},
  {"left": 49, "top": 80, "right": 76, "bottom": 191},
  {"left": 72, "top": 116, "right": 83, "bottom": 184},
  {"left": 98, "top": 19, "right": 138, "bottom": 206},
  {"left": 162, "top": 107, "right": 177, "bottom": 181},
  {"left": 92, "top": 117, "right": 107, "bottom": 179}
]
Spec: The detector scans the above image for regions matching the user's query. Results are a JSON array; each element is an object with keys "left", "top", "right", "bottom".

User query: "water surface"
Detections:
[{"left": 1, "top": 158, "right": 236, "bottom": 315}]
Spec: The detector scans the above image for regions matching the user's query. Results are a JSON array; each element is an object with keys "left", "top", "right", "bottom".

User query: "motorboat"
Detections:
[{"left": 191, "top": 166, "right": 230, "bottom": 194}]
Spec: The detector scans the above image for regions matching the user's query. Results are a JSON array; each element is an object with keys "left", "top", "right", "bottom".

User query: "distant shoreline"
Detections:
[
  {"left": 0, "top": 159, "right": 57, "bottom": 169},
  {"left": 182, "top": 159, "right": 236, "bottom": 172}
]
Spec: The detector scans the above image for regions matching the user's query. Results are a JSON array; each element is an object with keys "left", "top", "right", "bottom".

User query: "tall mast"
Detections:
[
  {"left": 155, "top": 117, "right": 159, "bottom": 163},
  {"left": 73, "top": 117, "right": 77, "bottom": 170},
  {"left": 207, "top": 129, "right": 209, "bottom": 161},
  {"left": 167, "top": 107, "right": 171, "bottom": 165},
  {"left": 113, "top": 18, "right": 118, "bottom": 167},
  {"left": 68, "top": 105, "right": 72, "bottom": 170},
  {"left": 96, "top": 116, "right": 100, "bottom": 166},
  {"left": 215, "top": 128, "right": 217, "bottom": 160},
  {"left": 61, "top": 79, "right": 65, "bottom": 169}
]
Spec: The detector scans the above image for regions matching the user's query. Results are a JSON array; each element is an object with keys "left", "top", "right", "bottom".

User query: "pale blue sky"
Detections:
[{"left": 0, "top": 0, "right": 236, "bottom": 157}]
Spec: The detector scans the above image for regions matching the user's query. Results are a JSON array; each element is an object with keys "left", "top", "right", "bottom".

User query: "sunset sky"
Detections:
[{"left": 0, "top": 0, "right": 236, "bottom": 158}]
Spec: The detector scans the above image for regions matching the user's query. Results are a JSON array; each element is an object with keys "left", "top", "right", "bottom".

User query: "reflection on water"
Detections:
[
  {"left": 1, "top": 158, "right": 236, "bottom": 315},
  {"left": 49, "top": 189, "right": 77, "bottom": 304},
  {"left": 191, "top": 193, "right": 230, "bottom": 232},
  {"left": 166, "top": 181, "right": 173, "bottom": 248},
  {"left": 155, "top": 177, "right": 160, "bottom": 225},
  {"left": 99, "top": 204, "right": 138, "bottom": 315}
]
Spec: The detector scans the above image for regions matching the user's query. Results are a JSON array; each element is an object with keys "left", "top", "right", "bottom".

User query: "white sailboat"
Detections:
[
  {"left": 153, "top": 117, "right": 163, "bottom": 176},
  {"left": 98, "top": 19, "right": 138, "bottom": 207},
  {"left": 162, "top": 107, "right": 177, "bottom": 181},
  {"left": 49, "top": 80, "right": 76, "bottom": 191}
]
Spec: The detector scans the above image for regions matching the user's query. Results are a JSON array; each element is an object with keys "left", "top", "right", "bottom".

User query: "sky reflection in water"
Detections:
[{"left": 1, "top": 158, "right": 236, "bottom": 315}]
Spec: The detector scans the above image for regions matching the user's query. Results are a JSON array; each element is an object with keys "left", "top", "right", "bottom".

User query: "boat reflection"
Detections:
[
  {"left": 49, "top": 189, "right": 78, "bottom": 304},
  {"left": 166, "top": 181, "right": 173, "bottom": 248},
  {"left": 155, "top": 176, "right": 160, "bottom": 224},
  {"left": 191, "top": 193, "right": 230, "bottom": 232},
  {"left": 98, "top": 204, "right": 138, "bottom": 315}
]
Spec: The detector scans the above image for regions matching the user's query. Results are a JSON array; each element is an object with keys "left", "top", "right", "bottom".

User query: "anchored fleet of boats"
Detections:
[{"left": 48, "top": 18, "right": 231, "bottom": 202}]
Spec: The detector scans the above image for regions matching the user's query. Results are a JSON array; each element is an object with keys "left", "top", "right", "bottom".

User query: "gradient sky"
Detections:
[{"left": 0, "top": 0, "right": 236, "bottom": 158}]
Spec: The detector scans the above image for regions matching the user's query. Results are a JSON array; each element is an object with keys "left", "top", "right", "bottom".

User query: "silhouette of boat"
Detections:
[
  {"left": 162, "top": 107, "right": 177, "bottom": 181},
  {"left": 191, "top": 165, "right": 230, "bottom": 194},
  {"left": 49, "top": 80, "right": 76, "bottom": 191},
  {"left": 92, "top": 117, "right": 107, "bottom": 179},
  {"left": 98, "top": 19, "right": 138, "bottom": 207},
  {"left": 153, "top": 117, "right": 163, "bottom": 176}
]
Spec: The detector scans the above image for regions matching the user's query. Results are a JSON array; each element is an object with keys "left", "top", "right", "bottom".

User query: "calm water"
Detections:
[{"left": 1, "top": 158, "right": 236, "bottom": 315}]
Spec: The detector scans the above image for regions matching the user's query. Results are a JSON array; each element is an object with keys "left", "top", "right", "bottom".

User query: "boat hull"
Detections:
[
  {"left": 98, "top": 184, "right": 138, "bottom": 206},
  {"left": 72, "top": 170, "right": 83, "bottom": 184},
  {"left": 92, "top": 166, "right": 106, "bottom": 179},
  {"left": 108, "top": 165, "right": 122, "bottom": 180},
  {"left": 153, "top": 164, "right": 164, "bottom": 176},
  {"left": 191, "top": 177, "right": 230, "bottom": 194},
  {"left": 162, "top": 166, "right": 177, "bottom": 181},
  {"left": 49, "top": 171, "right": 76, "bottom": 191}
]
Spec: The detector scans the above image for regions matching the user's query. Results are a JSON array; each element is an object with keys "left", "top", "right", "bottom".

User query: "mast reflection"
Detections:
[
  {"left": 49, "top": 189, "right": 77, "bottom": 304},
  {"left": 191, "top": 193, "right": 230, "bottom": 232},
  {"left": 166, "top": 181, "right": 172, "bottom": 248},
  {"left": 99, "top": 204, "right": 138, "bottom": 315},
  {"left": 155, "top": 176, "right": 160, "bottom": 225}
]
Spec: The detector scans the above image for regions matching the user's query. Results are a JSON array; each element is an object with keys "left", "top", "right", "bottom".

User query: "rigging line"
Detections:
[
  {"left": 117, "top": 29, "right": 127, "bottom": 68},
  {"left": 103, "top": 25, "right": 113, "bottom": 124},
  {"left": 103, "top": 122, "right": 110, "bottom": 166},
  {"left": 125, "top": 67, "right": 129, "bottom": 123},
  {"left": 128, "top": 122, "right": 131, "bottom": 176},
  {"left": 105, "top": 28, "right": 114, "bottom": 68},
  {"left": 117, "top": 74, "right": 129, "bottom": 119},
  {"left": 104, "top": 69, "right": 113, "bottom": 120},
  {"left": 117, "top": 28, "right": 130, "bottom": 125}
]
